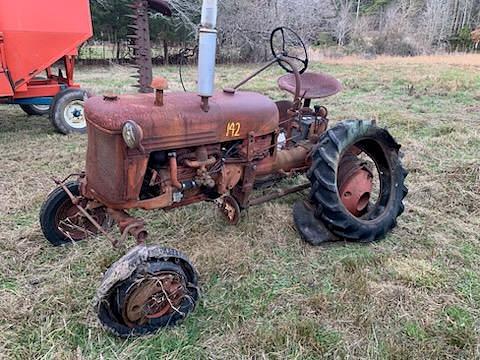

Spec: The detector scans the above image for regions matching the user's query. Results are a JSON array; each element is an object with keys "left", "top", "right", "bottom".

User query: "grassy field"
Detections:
[{"left": 0, "top": 55, "right": 479, "bottom": 359}]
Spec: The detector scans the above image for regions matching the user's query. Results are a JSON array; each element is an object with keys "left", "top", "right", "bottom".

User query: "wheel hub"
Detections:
[
  {"left": 217, "top": 195, "right": 241, "bottom": 225},
  {"left": 123, "top": 273, "right": 187, "bottom": 327},
  {"left": 64, "top": 100, "right": 85, "bottom": 129},
  {"left": 56, "top": 199, "right": 105, "bottom": 240},
  {"left": 338, "top": 154, "right": 373, "bottom": 217}
]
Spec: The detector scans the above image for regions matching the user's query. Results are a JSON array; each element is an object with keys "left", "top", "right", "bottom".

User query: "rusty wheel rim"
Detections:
[
  {"left": 122, "top": 272, "right": 187, "bottom": 327},
  {"left": 218, "top": 195, "right": 241, "bottom": 225},
  {"left": 338, "top": 151, "right": 374, "bottom": 217},
  {"left": 55, "top": 199, "right": 105, "bottom": 241}
]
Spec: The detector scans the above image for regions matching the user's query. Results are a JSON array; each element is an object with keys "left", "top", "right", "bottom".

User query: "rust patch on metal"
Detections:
[
  {"left": 107, "top": 208, "right": 148, "bottom": 245},
  {"left": 278, "top": 72, "right": 342, "bottom": 99},
  {"left": 338, "top": 154, "right": 374, "bottom": 217},
  {"left": 123, "top": 273, "right": 186, "bottom": 327},
  {"left": 217, "top": 195, "right": 241, "bottom": 225}
]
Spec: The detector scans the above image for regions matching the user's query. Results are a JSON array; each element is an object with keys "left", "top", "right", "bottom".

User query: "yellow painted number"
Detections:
[{"left": 226, "top": 122, "right": 241, "bottom": 137}]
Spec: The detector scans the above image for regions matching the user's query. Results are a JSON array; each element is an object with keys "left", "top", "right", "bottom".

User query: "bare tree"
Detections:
[
  {"left": 87, "top": 0, "right": 480, "bottom": 62},
  {"left": 216, "top": 0, "right": 335, "bottom": 61},
  {"left": 331, "top": 0, "right": 354, "bottom": 46},
  {"left": 165, "top": 0, "right": 201, "bottom": 33}
]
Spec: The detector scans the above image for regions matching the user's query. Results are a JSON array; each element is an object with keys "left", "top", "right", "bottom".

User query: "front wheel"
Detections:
[
  {"left": 39, "top": 181, "right": 109, "bottom": 246},
  {"left": 95, "top": 246, "right": 199, "bottom": 337},
  {"left": 307, "top": 120, "right": 408, "bottom": 243},
  {"left": 50, "top": 88, "right": 87, "bottom": 134}
]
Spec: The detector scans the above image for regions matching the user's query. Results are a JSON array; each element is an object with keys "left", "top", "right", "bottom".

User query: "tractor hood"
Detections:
[{"left": 85, "top": 91, "right": 279, "bottom": 151}]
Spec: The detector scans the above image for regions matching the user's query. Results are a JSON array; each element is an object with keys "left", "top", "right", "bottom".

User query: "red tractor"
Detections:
[{"left": 40, "top": 0, "right": 407, "bottom": 337}]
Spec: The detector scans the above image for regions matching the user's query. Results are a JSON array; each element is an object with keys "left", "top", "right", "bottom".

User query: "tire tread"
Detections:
[{"left": 308, "top": 120, "right": 408, "bottom": 242}]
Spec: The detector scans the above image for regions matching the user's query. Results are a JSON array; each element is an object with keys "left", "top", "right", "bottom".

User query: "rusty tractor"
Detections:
[{"left": 40, "top": 0, "right": 407, "bottom": 337}]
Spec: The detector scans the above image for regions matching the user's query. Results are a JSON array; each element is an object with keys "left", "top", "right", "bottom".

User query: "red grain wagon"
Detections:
[{"left": 0, "top": 0, "right": 93, "bottom": 133}]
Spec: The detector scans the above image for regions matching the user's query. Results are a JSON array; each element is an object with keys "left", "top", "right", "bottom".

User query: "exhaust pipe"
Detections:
[{"left": 197, "top": 0, "right": 218, "bottom": 111}]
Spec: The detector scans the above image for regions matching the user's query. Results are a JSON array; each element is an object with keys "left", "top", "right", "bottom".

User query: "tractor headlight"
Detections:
[{"left": 122, "top": 120, "right": 143, "bottom": 149}]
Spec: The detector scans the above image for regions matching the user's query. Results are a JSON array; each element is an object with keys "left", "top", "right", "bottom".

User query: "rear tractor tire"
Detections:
[
  {"left": 95, "top": 246, "right": 200, "bottom": 337},
  {"left": 40, "top": 181, "right": 109, "bottom": 246},
  {"left": 307, "top": 120, "right": 408, "bottom": 243},
  {"left": 50, "top": 88, "right": 87, "bottom": 134}
]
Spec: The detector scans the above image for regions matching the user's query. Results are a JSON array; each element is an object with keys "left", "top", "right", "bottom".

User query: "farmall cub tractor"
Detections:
[{"left": 40, "top": 0, "right": 407, "bottom": 337}]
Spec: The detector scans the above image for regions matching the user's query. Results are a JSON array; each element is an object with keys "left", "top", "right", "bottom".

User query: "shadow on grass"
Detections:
[{"left": 0, "top": 106, "right": 55, "bottom": 136}]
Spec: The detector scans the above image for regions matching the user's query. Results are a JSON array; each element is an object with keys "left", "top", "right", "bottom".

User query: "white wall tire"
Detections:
[{"left": 50, "top": 88, "right": 87, "bottom": 134}]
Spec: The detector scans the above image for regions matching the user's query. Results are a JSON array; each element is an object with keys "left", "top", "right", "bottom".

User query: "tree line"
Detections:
[{"left": 85, "top": 0, "right": 480, "bottom": 63}]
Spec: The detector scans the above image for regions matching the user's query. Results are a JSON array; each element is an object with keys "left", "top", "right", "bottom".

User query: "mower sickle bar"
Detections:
[{"left": 128, "top": 0, "right": 154, "bottom": 93}]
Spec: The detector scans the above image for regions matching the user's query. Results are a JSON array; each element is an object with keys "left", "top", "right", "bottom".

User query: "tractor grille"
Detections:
[{"left": 86, "top": 126, "right": 126, "bottom": 204}]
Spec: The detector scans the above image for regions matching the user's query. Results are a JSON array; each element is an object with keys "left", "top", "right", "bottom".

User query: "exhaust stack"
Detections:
[{"left": 197, "top": 0, "right": 218, "bottom": 111}]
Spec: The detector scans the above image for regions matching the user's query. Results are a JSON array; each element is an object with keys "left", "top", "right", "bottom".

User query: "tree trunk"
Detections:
[
  {"left": 117, "top": 40, "right": 121, "bottom": 61},
  {"left": 452, "top": 0, "right": 460, "bottom": 33},
  {"left": 163, "top": 40, "right": 169, "bottom": 65}
]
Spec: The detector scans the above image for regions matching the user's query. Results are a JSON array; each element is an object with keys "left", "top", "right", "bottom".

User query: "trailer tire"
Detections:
[
  {"left": 19, "top": 104, "right": 51, "bottom": 116},
  {"left": 307, "top": 120, "right": 408, "bottom": 243},
  {"left": 50, "top": 88, "right": 87, "bottom": 134}
]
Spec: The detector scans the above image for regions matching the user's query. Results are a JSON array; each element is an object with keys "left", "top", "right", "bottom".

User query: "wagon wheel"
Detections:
[
  {"left": 95, "top": 246, "right": 199, "bottom": 337},
  {"left": 307, "top": 120, "right": 408, "bottom": 243},
  {"left": 20, "top": 104, "right": 50, "bottom": 116},
  {"left": 50, "top": 88, "right": 87, "bottom": 134},
  {"left": 40, "top": 181, "right": 110, "bottom": 246},
  {"left": 19, "top": 77, "right": 51, "bottom": 116}
]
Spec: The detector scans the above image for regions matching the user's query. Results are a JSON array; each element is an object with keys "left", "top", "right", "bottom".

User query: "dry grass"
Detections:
[{"left": 0, "top": 55, "right": 479, "bottom": 359}]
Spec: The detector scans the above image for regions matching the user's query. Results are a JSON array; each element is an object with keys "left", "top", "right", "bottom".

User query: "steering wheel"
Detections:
[{"left": 270, "top": 27, "right": 309, "bottom": 74}]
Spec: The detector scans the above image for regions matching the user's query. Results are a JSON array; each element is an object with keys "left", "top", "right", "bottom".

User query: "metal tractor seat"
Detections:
[{"left": 278, "top": 72, "right": 342, "bottom": 100}]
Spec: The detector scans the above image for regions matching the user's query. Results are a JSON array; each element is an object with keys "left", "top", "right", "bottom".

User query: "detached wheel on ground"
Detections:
[
  {"left": 50, "top": 88, "right": 87, "bottom": 134},
  {"left": 19, "top": 104, "right": 51, "bottom": 116},
  {"left": 307, "top": 120, "right": 408, "bottom": 243},
  {"left": 39, "top": 181, "right": 109, "bottom": 246},
  {"left": 95, "top": 246, "right": 200, "bottom": 337}
]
